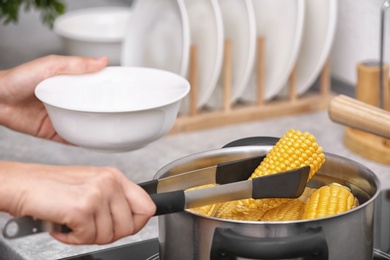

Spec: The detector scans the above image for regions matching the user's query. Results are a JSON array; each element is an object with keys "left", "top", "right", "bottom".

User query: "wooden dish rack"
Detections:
[{"left": 170, "top": 37, "right": 333, "bottom": 134}]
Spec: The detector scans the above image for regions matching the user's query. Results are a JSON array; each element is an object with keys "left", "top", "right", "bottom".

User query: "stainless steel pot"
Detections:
[{"left": 154, "top": 143, "right": 380, "bottom": 260}]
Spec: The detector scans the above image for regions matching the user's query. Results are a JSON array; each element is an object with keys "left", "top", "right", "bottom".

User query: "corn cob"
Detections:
[
  {"left": 213, "top": 198, "right": 287, "bottom": 221},
  {"left": 260, "top": 187, "right": 316, "bottom": 221},
  {"left": 249, "top": 129, "right": 324, "bottom": 180},
  {"left": 301, "top": 183, "right": 359, "bottom": 220},
  {"left": 215, "top": 129, "right": 325, "bottom": 220},
  {"left": 261, "top": 199, "right": 305, "bottom": 221},
  {"left": 297, "top": 187, "right": 316, "bottom": 204}
]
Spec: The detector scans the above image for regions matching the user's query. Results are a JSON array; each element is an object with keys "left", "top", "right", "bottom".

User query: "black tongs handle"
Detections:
[
  {"left": 140, "top": 179, "right": 159, "bottom": 194},
  {"left": 150, "top": 190, "right": 186, "bottom": 216}
]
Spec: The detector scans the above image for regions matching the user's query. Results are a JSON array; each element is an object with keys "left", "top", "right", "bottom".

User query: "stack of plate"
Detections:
[{"left": 121, "top": 0, "right": 337, "bottom": 113}]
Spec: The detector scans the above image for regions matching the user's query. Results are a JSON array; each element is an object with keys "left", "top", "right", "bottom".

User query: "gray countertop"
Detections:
[{"left": 1, "top": 110, "right": 390, "bottom": 260}]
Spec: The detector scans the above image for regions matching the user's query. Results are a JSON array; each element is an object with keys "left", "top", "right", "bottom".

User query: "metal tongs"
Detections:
[
  {"left": 141, "top": 155, "right": 309, "bottom": 215},
  {"left": 2, "top": 155, "right": 309, "bottom": 239}
]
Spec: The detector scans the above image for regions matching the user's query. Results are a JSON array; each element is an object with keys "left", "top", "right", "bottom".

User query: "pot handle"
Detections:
[
  {"left": 222, "top": 136, "right": 279, "bottom": 148},
  {"left": 210, "top": 227, "right": 328, "bottom": 260}
]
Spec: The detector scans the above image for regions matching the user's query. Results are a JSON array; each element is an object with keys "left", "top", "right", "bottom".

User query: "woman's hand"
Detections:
[
  {"left": 0, "top": 56, "right": 157, "bottom": 245},
  {"left": 0, "top": 161, "right": 156, "bottom": 245},
  {"left": 0, "top": 55, "right": 108, "bottom": 143}
]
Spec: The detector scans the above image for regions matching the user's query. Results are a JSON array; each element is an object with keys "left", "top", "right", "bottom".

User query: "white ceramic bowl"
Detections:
[
  {"left": 35, "top": 67, "right": 190, "bottom": 152},
  {"left": 54, "top": 7, "right": 132, "bottom": 65}
]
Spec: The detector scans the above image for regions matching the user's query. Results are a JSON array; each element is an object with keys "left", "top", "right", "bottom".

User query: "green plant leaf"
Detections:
[{"left": 0, "top": 0, "right": 66, "bottom": 28}]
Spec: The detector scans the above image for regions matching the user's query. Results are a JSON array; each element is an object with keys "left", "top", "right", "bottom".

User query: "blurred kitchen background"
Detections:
[
  {"left": 0, "top": 0, "right": 133, "bottom": 68},
  {"left": 3, "top": 1, "right": 390, "bottom": 259},
  {"left": 0, "top": 0, "right": 389, "bottom": 92}
]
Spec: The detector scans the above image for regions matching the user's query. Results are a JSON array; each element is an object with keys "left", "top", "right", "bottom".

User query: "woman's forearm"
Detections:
[{"left": 0, "top": 161, "right": 28, "bottom": 214}]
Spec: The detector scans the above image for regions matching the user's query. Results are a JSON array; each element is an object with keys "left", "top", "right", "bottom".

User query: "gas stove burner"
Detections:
[{"left": 58, "top": 237, "right": 390, "bottom": 260}]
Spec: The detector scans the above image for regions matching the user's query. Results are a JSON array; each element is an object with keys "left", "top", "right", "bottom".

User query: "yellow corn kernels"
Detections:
[
  {"left": 261, "top": 199, "right": 305, "bottom": 221},
  {"left": 216, "top": 129, "right": 325, "bottom": 220},
  {"left": 297, "top": 187, "right": 316, "bottom": 204},
  {"left": 188, "top": 203, "right": 221, "bottom": 216},
  {"left": 301, "top": 183, "right": 358, "bottom": 220},
  {"left": 214, "top": 198, "right": 287, "bottom": 221},
  {"left": 260, "top": 187, "right": 315, "bottom": 221},
  {"left": 249, "top": 129, "right": 325, "bottom": 180}
]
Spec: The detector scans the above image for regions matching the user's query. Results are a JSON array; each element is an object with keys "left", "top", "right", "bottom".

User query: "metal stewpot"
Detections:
[{"left": 154, "top": 138, "right": 380, "bottom": 260}]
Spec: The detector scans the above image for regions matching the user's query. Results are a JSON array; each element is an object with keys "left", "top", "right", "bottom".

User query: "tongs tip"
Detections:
[{"left": 252, "top": 166, "right": 310, "bottom": 199}]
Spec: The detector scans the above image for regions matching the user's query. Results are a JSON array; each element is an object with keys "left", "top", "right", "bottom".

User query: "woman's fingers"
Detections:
[
  {"left": 50, "top": 200, "right": 99, "bottom": 245},
  {"left": 21, "top": 55, "right": 108, "bottom": 84},
  {"left": 0, "top": 55, "right": 108, "bottom": 142},
  {"left": 122, "top": 178, "right": 157, "bottom": 233},
  {"left": 50, "top": 167, "right": 155, "bottom": 245},
  {"left": 40, "top": 55, "right": 108, "bottom": 78},
  {"left": 3, "top": 162, "right": 156, "bottom": 245},
  {"left": 5, "top": 55, "right": 108, "bottom": 94}
]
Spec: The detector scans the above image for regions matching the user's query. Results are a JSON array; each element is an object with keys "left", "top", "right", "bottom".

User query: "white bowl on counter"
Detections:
[
  {"left": 54, "top": 7, "right": 132, "bottom": 65},
  {"left": 35, "top": 67, "right": 190, "bottom": 153}
]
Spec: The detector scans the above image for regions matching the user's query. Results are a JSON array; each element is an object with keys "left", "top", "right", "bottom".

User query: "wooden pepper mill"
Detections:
[{"left": 342, "top": 61, "right": 390, "bottom": 165}]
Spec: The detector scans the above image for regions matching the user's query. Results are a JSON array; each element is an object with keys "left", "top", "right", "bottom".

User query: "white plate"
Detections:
[
  {"left": 121, "top": 0, "right": 190, "bottom": 77},
  {"left": 206, "top": 0, "right": 256, "bottom": 108},
  {"left": 286, "top": 0, "right": 337, "bottom": 96},
  {"left": 240, "top": 0, "right": 305, "bottom": 103},
  {"left": 182, "top": 0, "right": 224, "bottom": 110}
]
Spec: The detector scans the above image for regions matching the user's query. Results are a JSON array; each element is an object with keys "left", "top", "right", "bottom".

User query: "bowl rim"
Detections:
[
  {"left": 53, "top": 6, "right": 133, "bottom": 42},
  {"left": 35, "top": 66, "right": 191, "bottom": 113}
]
